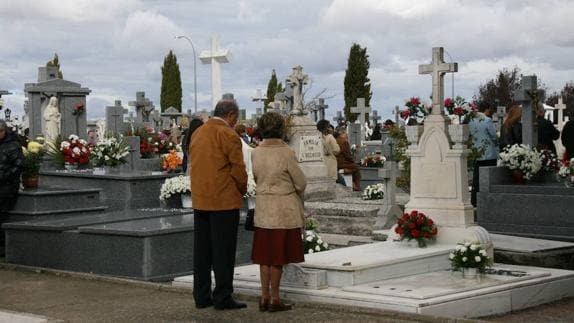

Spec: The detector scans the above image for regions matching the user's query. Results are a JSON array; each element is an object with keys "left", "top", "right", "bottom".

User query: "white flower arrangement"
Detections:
[
  {"left": 303, "top": 230, "right": 328, "bottom": 254},
  {"left": 497, "top": 144, "right": 542, "bottom": 180},
  {"left": 159, "top": 175, "right": 190, "bottom": 201},
  {"left": 362, "top": 183, "right": 384, "bottom": 200},
  {"left": 449, "top": 242, "right": 491, "bottom": 273},
  {"left": 91, "top": 135, "right": 130, "bottom": 167}
]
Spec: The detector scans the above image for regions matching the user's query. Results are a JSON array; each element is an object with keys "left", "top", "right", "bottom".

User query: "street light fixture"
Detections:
[{"left": 176, "top": 35, "right": 198, "bottom": 115}]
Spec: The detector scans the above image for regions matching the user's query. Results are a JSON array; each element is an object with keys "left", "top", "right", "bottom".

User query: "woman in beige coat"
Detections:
[
  {"left": 251, "top": 112, "right": 306, "bottom": 313},
  {"left": 317, "top": 120, "right": 340, "bottom": 180}
]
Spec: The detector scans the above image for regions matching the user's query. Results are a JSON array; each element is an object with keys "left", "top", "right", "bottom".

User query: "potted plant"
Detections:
[
  {"left": 558, "top": 157, "right": 574, "bottom": 188},
  {"left": 159, "top": 175, "right": 191, "bottom": 208},
  {"left": 362, "top": 183, "right": 384, "bottom": 200},
  {"left": 497, "top": 144, "right": 542, "bottom": 183},
  {"left": 90, "top": 135, "right": 130, "bottom": 173},
  {"left": 449, "top": 242, "right": 492, "bottom": 278},
  {"left": 21, "top": 139, "right": 45, "bottom": 189},
  {"left": 394, "top": 210, "right": 438, "bottom": 248}
]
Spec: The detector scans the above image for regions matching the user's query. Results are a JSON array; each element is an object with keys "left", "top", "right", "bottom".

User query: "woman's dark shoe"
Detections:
[
  {"left": 259, "top": 297, "right": 269, "bottom": 312},
  {"left": 268, "top": 300, "right": 292, "bottom": 312}
]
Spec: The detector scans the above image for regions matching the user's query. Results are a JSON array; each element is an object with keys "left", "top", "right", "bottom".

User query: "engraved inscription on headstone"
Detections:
[{"left": 298, "top": 135, "right": 323, "bottom": 162}]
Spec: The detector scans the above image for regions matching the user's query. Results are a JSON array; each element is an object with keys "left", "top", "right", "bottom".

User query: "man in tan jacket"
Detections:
[{"left": 189, "top": 99, "right": 248, "bottom": 310}]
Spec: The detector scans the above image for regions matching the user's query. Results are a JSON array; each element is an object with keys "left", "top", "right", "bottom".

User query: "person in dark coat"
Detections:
[
  {"left": 562, "top": 117, "right": 574, "bottom": 160},
  {"left": 0, "top": 120, "right": 24, "bottom": 256},
  {"left": 536, "top": 103, "right": 560, "bottom": 154},
  {"left": 335, "top": 126, "right": 361, "bottom": 191},
  {"left": 500, "top": 105, "right": 522, "bottom": 149}
]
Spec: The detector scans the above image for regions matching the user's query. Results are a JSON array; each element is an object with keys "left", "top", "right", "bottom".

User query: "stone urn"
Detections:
[
  {"left": 447, "top": 124, "right": 469, "bottom": 149},
  {"left": 405, "top": 125, "right": 424, "bottom": 148}
]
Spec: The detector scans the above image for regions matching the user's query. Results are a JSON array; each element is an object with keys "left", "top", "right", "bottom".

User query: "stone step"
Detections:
[
  {"left": 314, "top": 215, "right": 376, "bottom": 236},
  {"left": 9, "top": 187, "right": 105, "bottom": 216},
  {"left": 318, "top": 233, "right": 376, "bottom": 249},
  {"left": 305, "top": 198, "right": 383, "bottom": 217}
]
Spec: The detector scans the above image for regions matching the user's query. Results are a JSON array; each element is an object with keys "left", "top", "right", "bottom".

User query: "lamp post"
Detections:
[{"left": 176, "top": 35, "right": 198, "bottom": 115}]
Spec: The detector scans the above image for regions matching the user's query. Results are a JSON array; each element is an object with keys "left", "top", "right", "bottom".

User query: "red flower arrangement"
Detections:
[
  {"left": 394, "top": 210, "right": 438, "bottom": 247},
  {"left": 399, "top": 97, "right": 428, "bottom": 123},
  {"left": 443, "top": 96, "right": 477, "bottom": 124},
  {"left": 60, "top": 134, "right": 90, "bottom": 165},
  {"left": 72, "top": 103, "right": 85, "bottom": 116}
]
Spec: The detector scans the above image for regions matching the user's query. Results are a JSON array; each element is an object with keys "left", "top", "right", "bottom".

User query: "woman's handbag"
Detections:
[{"left": 244, "top": 209, "right": 255, "bottom": 231}]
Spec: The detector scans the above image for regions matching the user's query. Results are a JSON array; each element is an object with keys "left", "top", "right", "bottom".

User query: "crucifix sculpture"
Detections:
[{"left": 286, "top": 65, "right": 309, "bottom": 115}]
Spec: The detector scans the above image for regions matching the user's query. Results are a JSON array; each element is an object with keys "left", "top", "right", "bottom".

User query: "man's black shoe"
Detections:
[
  {"left": 214, "top": 299, "right": 247, "bottom": 310},
  {"left": 195, "top": 300, "right": 213, "bottom": 309}
]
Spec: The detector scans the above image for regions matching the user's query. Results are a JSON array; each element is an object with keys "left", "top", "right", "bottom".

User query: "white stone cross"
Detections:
[
  {"left": 556, "top": 97, "right": 567, "bottom": 128},
  {"left": 251, "top": 89, "right": 267, "bottom": 112},
  {"left": 200, "top": 34, "right": 231, "bottom": 109},
  {"left": 418, "top": 47, "right": 458, "bottom": 115},
  {"left": 350, "top": 98, "right": 371, "bottom": 141},
  {"left": 286, "top": 65, "right": 309, "bottom": 115}
]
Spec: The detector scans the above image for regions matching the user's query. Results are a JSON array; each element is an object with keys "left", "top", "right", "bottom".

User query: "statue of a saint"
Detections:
[
  {"left": 286, "top": 65, "right": 309, "bottom": 115},
  {"left": 43, "top": 96, "right": 61, "bottom": 144}
]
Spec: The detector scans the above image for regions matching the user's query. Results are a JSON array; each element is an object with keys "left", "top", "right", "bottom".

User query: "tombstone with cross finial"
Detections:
[
  {"left": 317, "top": 98, "right": 328, "bottom": 121},
  {"left": 105, "top": 100, "right": 128, "bottom": 135},
  {"left": 494, "top": 105, "right": 506, "bottom": 133},
  {"left": 370, "top": 110, "right": 381, "bottom": 126},
  {"left": 128, "top": 92, "right": 154, "bottom": 124},
  {"left": 309, "top": 103, "right": 318, "bottom": 122},
  {"left": 350, "top": 98, "right": 371, "bottom": 140},
  {"left": 556, "top": 97, "right": 567, "bottom": 129},
  {"left": 397, "top": 47, "right": 489, "bottom": 247},
  {"left": 286, "top": 65, "right": 309, "bottom": 115},
  {"left": 514, "top": 75, "right": 544, "bottom": 147},
  {"left": 332, "top": 110, "right": 345, "bottom": 126}
]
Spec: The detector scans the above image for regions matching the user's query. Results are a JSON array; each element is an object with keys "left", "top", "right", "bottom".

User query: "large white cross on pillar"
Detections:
[
  {"left": 350, "top": 98, "right": 371, "bottom": 140},
  {"left": 556, "top": 97, "right": 567, "bottom": 129},
  {"left": 418, "top": 47, "right": 457, "bottom": 115},
  {"left": 251, "top": 89, "right": 267, "bottom": 112},
  {"left": 200, "top": 34, "right": 231, "bottom": 109}
]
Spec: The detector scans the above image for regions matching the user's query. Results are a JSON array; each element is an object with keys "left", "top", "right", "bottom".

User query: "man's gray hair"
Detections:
[
  {"left": 213, "top": 99, "right": 239, "bottom": 118},
  {"left": 0, "top": 119, "right": 7, "bottom": 130}
]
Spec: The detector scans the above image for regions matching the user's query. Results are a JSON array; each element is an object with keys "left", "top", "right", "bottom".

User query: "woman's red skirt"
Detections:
[{"left": 251, "top": 227, "right": 305, "bottom": 266}]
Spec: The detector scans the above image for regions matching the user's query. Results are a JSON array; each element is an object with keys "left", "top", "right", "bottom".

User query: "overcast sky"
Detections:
[{"left": 1, "top": 0, "right": 574, "bottom": 122}]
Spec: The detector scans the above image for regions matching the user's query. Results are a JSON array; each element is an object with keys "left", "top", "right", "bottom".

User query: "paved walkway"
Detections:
[{"left": 1, "top": 266, "right": 573, "bottom": 323}]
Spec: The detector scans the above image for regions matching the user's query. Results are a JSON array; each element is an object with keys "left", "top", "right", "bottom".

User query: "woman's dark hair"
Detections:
[
  {"left": 183, "top": 118, "right": 204, "bottom": 152},
  {"left": 257, "top": 112, "right": 285, "bottom": 139},
  {"left": 316, "top": 119, "right": 330, "bottom": 134}
]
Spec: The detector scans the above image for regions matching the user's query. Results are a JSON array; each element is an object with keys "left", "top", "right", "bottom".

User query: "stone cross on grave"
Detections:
[
  {"left": 105, "top": 100, "right": 128, "bottom": 135},
  {"left": 255, "top": 107, "right": 263, "bottom": 120},
  {"left": 128, "top": 92, "right": 154, "bottom": 123},
  {"left": 370, "top": 110, "right": 381, "bottom": 126},
  {"left": 373, "top": 161, "right": 402, "bottom": 230},
  {"left": 317, "top": 98, "right": 328, "bottom": 121},
  {"left": 286, "top": 65, "right": 309, "bottom": 115},
  {"left": 309, "top": 104, "right": 318, "bottom": 122},
  {"left": 268, "top": 101, "right": 282, "bottom": 115},
  {"left": 251, "top": 89, "right": 266, "bottom": 112},
  {"left": 514, "top": 75, "right": 544, "bottom": 147},
  {"left": 494, "top": 105, "right": 506, "bottom": 133},
  {"left": 332, "top": 111, "right": 345, "bottom": 125},
  {"left": 200, "top": 34, "right": 231, "bottom": 109},
  {"left": 151, "top": 110, "right": 162, "bottom": 132},
  {"left": 350, "top": 98, "right": 371, "bottom": 140},
  {"left": 556, "top": 97, "right": 567, "bottom": 128},
  {"left": 418, "top": 47, "right": 458, "bottom": 117}
]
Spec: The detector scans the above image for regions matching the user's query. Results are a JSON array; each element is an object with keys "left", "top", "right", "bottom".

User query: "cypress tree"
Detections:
[
  {"left": 160, "top": 50, "right": 183, "bottom": 112},
  {"left": 343, "top": 43, "right": 372, "bottom": 122},
  {"left": 264, "top": 69, "right": 283, "bottom": 111},
  {"left": 46, "top": 53, "right": 63, "bottom": 79}
]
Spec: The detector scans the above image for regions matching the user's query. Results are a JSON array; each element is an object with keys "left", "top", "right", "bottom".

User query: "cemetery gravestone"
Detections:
[
  {"left": 128, "top": 91, "right": 154, "bottom": 124},
  {"left": 350, "top": 98, "right": 371, "bottom": 140},
  {"left": 105, "top": 100, "right": 128, "bottom": 135},
  {"left": 317, "top": 98, "right": 328, "bottom": 121},
  {"left": 332, "top": 110, "right": 345, "bottom": 126},
  {"left": 514, "top": 75, "right": 544, "bottom": 147}
]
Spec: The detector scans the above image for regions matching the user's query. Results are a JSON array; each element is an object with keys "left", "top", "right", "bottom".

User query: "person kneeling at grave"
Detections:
[
  {"left": 251, "top": 112, "right": 307, "bottom": 312},
  {"left": 335, "top": 125, "right": 362, "bottom": 191}
]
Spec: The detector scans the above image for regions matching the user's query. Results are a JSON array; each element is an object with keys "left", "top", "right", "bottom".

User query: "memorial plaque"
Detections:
[{"left": 298, "top": 135, "right": 323, "bottom": 162}]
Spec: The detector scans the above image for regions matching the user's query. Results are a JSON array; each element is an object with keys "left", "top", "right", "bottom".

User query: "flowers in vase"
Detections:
[
  {"left": 162, "top": 149, "right": 182, "bottom": 171},
  {"left": 159, "top": 175, "right": 190, "bottom": 200},
  {"left": 497, "top": 144, "right": 542, "bottom": 180},
  {"left": 90, "top": 135, "right": 130, "bottom": 167},
  {"left": 558, "top": 158, "right": 574, "bottom": 186},
  {"left": 399, "top": 97, "right": 428, "bottom": 124},
  {"left": 362, "top": 183, "right": 384, "bottom": 200},
  {"left": 360, "top": 153, "right": 386, "bottom": 167},
  {"left": 60, "top": 134, "right": 90, "bottom": 165},
  {"left": 303, "top": 230, "right": 328, "bottom": 254},
  {"left": 22, "top": 139, "right": 45, "bottom": 177},
  {"left": 394, "top": 210, "right": 437, "bottom": 247},
  {"left": 444, "top": 96, "right": 477, "bottom": 124},
  {"left": 449, "top": 242, "right": 492, "bottom": 273}
]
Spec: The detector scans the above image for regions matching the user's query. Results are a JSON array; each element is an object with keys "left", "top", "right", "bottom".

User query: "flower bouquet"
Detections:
[
  {"left": 362, "top": 183, "right": 384, "bottom": 200},
  {"left": 449, "top": 242, "right": 492, "bottom": 275},
  {"left": 21, "top": 139, "right": 45, "bottom": 188},
  {"left": 443, "top": 96, "right": 477, "bottom": 124},
  {"left": 303, "top": 218, "right": 328, "bottom": 254},
  {"left": 399, "top": 97, "right": 428, "bottom": 124},
  {"left": 558, "top": 158, "right": 574, "bottom": 187},
  {"left": 72, "top": 103, "right": 85, "bottom": 116},
  {"left": 360, "top": 153, "right": 386, "bottom": 167},
  {"left": 90, "top": 135, "right": 130, "bottom": 167},
  {"left": 159, "top": 175, "right": 190, "bottom": 201},
  {"left": 394, "top": 210, "right": 438, "bottom": 247},
  {"left": 60, "top": 134, "right": 90, "bottom": 166},
  {"left": 162, "top": 149, "right": 182, "bottom": 171},
  {"left": 497, "top": 144, "right": 542, "bottom": 182}
]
